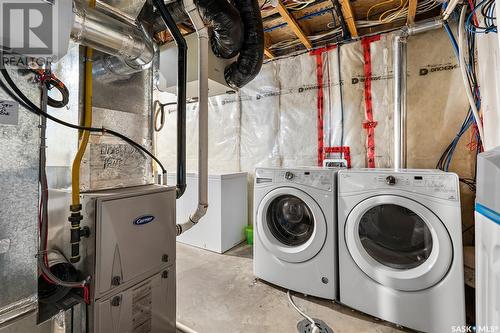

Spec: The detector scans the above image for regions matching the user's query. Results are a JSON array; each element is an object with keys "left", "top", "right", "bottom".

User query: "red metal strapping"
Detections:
[
  {"left": 310, "top": 44, "right": 337, "bottom": 56},
  {"left": 310, "top": 45, "right": 337, "bottom": 166},
  {"left": 315, "top": 53, "right": 324, "bottom": 166},
  {"left": 361, "top": 35, "right": 380, "bottom": 168}
]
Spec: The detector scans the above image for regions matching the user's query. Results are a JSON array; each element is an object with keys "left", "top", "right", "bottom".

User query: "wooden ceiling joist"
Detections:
[
  {"left": 276, "top": 0, "right": 313, "bottom": 49},
  {"left": 264, "top": 47, "right": 275, "bottom": 59},
  {"left": 339, "top": 0, "right": 358, "bottom": 37},
  {"left": 407, "top": 0, "right": 418, "bottom": 25}
]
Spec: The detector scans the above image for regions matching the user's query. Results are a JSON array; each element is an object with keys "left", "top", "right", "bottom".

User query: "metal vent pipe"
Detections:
[
  {"left": 71, "top": 2, "right": 154, "bottom": 74},
  {"left": 393, "top": 18, "right": 442, "bottom": 170}
]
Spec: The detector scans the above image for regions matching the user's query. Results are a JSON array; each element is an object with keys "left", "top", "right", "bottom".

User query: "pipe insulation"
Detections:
[
  {"left": 197, "top": 0, "right": 244, "bottom": 59},
  {"left": 71, "top": 2, "right": 155, "bottom": 74},
  {"left": 392, "top": 18, "right": 443, "bottom": 170},
  {"left": 152, "top": 0, "right": 188, "bottom": 198},
  {"left": 176, "top": 0, "right": 209, "bottom": 235},
  {"left": 224, "top": 0, "right": 265, "bottom": 88}
]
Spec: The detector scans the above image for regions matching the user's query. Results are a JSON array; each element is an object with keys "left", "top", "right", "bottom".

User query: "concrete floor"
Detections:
[{"left": 176, "top": 243, "right": 410, "bottom": 333}]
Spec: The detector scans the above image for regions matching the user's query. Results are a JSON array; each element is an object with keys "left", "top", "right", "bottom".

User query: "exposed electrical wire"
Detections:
[
  {"left": 466, "top": 0, "right": 497, "bottom": 33},
  {"left": 458, "top": 5, "right": 485, "bottom": 144},
  {"left": 268, "top": 0, "right": 441, "bottom": 52},
  {"left": 438, "top": 3, "right": 486, "bottom": 202}
]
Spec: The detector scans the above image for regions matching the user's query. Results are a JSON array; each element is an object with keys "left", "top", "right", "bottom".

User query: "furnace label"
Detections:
[{"left": 132, "top": 283, "right": 153, "bottom": 333}]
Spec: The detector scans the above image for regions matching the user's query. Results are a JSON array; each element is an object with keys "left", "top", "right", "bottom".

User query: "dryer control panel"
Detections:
[
  {"left": 255, "top": 168, "right": 335, "bottom": 192},
  {"left": 339, "top": 170, "right": 459, "bottom": 201}
]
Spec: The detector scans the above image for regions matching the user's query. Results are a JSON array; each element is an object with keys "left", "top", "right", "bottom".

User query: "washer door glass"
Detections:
[
  {"left": 359, "top": 204, "right": 433, "bottom": 270},
  {"left": 256, "top": 187, "right": 327, "bottom": 263},
  {"left": 267, "top": 195, "right": 315, "bottom": 246},
  {"left": 345, "top": 195, "right": 453, "bottom": 291}
]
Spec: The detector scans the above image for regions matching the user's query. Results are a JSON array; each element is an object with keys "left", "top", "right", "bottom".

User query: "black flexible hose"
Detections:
[
  {"left": 152, "top": 0, "right": 187, "bottom": 198},
  {"left": 197, "top": 0, "right": 244, "bottom": 59},
  {"left": 224, "top": 0, "right": 264, "bottom": 88},
  {"left": 0, "top": 68, "right": 167, "bottom": 175}
]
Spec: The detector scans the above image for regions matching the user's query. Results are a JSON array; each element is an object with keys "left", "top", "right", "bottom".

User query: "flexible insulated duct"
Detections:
[
  {"left": 196, "top": 0, "right": 244, "bottom": 59},
  {"left": 224, "top": 0, "right": 264, "bottom": 88}
]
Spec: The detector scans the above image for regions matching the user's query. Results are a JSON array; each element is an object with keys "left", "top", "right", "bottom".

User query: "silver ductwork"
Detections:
[{"left": 71, "top": 2, "right": 155, "bottom": 76}]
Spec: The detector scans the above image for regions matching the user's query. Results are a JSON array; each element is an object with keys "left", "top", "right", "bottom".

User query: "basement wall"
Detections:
[{"left": 155, "top": 27, "right": 478, "bottom": 238}]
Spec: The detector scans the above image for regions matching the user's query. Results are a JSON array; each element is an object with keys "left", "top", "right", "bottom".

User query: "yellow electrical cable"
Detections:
[
  {"left": 377, "top": 0, "right": 402, "bottom": 22},
  {"left": 366, "top": 0, "right": 394, "bottom": 20},
  {"left": 379, "top": 0, "right": 408, "bottom": 23},
  {"left": 71, "top": 0, "right": 96, "bottom": 206}
]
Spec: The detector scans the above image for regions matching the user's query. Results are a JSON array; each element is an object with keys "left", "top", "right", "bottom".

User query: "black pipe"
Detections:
[
  {"left": 197, "top": 0, "right": 244, "bottom": 59},
  {"left": 152, "top": 0, "right": 187, "bottom": 198},
  {"left": 224, "top": 0, "right": 264, "bottom": 88},
  {"left": 331, "top": 0, "right": 350, "bottom": 40}
]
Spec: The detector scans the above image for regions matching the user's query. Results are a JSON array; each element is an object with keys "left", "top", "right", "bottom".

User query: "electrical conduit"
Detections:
[{"left": 175, "top": 0, "right": 209, "bottom": 236}]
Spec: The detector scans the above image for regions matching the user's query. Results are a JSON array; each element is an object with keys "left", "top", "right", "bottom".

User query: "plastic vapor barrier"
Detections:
[
  {"left": 406, "top": 27, "right": 476, "bottom": 240},
  {"left": 155, "top": 28, "right": 474, "bottom": 227},
  {"left": 279, "top": 53, "right": 318, "bottom": 167}
]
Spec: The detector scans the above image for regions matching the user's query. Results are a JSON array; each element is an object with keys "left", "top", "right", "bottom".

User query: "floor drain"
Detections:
[{"left": 297, "top": 319, "right": 334, "bottom": 333}]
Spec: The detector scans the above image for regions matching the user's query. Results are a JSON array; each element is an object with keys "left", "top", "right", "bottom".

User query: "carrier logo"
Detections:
[{"left": 133, "top": 215, "right": 155, "bottom": 226}]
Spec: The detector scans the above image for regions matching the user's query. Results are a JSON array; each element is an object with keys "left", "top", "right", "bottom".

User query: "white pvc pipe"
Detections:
[
  {"left": 176, "top": 321, "right": 200, "bottom": 333},
  {"left": 176, "top": 0, "right": 209, "bottom": 235}
]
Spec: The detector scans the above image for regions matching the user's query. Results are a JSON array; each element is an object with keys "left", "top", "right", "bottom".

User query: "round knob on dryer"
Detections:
[
  {"left": 285, "top": 171, "right": 294, "bottom": 180},
  {"left": 386, "top": 175, "right": 397, "bottom": 185}
]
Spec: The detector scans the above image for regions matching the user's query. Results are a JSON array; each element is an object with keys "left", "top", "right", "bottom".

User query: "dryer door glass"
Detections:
[
  {"left": 358, "top": 204, "right": 433, "bottom": 270},
  {"left": 267, "top": 195, "right": 314, "bottom": 246}
]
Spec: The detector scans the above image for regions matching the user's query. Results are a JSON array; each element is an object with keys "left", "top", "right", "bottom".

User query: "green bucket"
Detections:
[{"left": 245, "top": 225, "right": 253, "bottom": 245}]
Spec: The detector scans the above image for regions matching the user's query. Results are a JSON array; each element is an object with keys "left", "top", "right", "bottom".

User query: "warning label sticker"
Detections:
[{"left": 132, "top": 283, "right": 152, "bottom": 333}]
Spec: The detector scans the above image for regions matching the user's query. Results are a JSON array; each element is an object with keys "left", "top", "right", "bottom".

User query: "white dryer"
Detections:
[
  {"left": 254, "top": 167, "right": 338, "bottom": 300},
  {"left": 337, "top": 169, "right": 465, "bottom": 333}
]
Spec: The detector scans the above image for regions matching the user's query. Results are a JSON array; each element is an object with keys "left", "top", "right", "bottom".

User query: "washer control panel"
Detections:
[
  {"left": 255, "top": 168, "right": 335, "bottom": 192},
  {"left": 339, "top": 170, "right": 459, "bottom": 201}
]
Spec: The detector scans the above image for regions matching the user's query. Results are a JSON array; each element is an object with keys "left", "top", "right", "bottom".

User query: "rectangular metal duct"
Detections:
[
  {"left": 158, "top": 33, "right": 237, "bottom": 99},
  {"left": 0, "top": 70, "right": 40, "bottom": 325}
]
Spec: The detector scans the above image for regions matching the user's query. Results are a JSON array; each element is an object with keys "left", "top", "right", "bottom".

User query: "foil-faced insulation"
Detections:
[
  {"left": 0, "top": 69, "right": 40, "bottom": 324},
  {"left": 80, "top": 55, "right": 155, "bottom": 191}
]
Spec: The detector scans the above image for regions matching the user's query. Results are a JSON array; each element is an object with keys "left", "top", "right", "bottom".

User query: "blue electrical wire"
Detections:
[
  {"left": 438, "top": 5, "right": 483, "bottom": 174},
  {"left": 443, "top": 21, "right": 460, "bottom": 57},
  {"left": 466, "top": 0, "right": 497, "bottom": 33}
]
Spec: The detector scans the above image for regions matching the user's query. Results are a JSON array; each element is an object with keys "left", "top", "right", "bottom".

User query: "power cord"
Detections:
[{"left": 287, "top": 290, "right": 321, "bottom": 333}]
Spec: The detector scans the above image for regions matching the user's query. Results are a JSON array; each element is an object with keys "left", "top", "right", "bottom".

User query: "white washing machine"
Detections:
[
  {"left": 254, "top": 167, "right": 338, "bottom": 300},
  {"left": 337, "top": 169, "right": 465, "bottom": 333}
]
